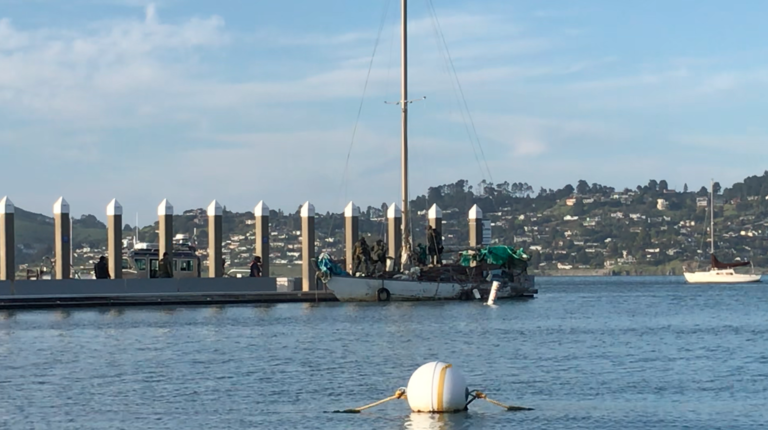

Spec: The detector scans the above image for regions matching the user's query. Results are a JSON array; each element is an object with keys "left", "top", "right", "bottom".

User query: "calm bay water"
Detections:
[{"left": 1, "top": 276, "right": 767, "bottom": 429}]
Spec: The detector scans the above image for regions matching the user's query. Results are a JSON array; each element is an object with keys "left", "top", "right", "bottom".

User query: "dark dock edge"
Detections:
[{"left": 0, "top": 291, "right": 339, "bottom": 310}]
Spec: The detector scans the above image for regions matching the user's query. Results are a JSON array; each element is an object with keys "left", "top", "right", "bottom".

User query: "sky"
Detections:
[{"left": 2, "top": 0, "right": 768, "bottom": 221}]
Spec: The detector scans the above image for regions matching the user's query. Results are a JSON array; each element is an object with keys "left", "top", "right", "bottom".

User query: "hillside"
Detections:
[{"left": 7, "top": 171, "right": 768, "bottom": 274}]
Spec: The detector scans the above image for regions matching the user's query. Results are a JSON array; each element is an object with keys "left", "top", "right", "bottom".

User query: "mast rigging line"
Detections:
[
  {"left": 424, "top": 0, "right": 494, "bottom": 183},
  {"left": 339, "top": 0, "right": 394, "bottom": 203},
  {"left": 422, "top": 0, "right": 484, "bottom": 182}
]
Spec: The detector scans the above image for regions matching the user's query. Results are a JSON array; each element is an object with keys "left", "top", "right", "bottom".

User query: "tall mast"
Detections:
[
  {"left": 400, "top": 0, "right": 410, "bottom": 263},
  {"left": 710, "top": 178, "right": 714, "bottom": 255}
]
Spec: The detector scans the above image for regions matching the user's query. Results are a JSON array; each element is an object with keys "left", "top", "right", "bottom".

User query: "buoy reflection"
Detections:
[{"left": 403, "top": 412, "right": 471, "bottom": 430}]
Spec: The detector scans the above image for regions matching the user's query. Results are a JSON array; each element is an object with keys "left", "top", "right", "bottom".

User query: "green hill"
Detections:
[{"left": 7, "top": 171, "right": 768, "bottom": 273}]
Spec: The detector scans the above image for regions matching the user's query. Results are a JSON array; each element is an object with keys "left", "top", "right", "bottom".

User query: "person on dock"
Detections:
[
  {"left": 158, "top": 252, "right": 173, "bottom": 278},
  {"left": 370, "top": 239, "right": 387, "bottom": 274},
  {"left": 94, "top": 256, "right": 110, "bottom": 279},
  {"left": 250, "top": 256, "right": 263, "bottom": 277},
  {"left": 352, "top": 237, "right": 371, "bottom": 275}
]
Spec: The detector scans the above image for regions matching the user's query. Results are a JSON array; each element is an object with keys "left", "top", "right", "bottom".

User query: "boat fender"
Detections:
[
  {"left": 377, "top": 287, "right": 391, "bottom": 302},
  {"left": 406, "top": 361, "right": 468, "bottom": 413}
]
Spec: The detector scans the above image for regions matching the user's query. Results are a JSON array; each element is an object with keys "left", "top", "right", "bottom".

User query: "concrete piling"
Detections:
[
  {"left": 387, "top": 202, "right": 402, "bottom": 271},
  {"left": 254, "top": 201, "right": 270, "bottom": 277},
  {"left": 344, "top": 201, "right": 360, "bottom": 273},
  {"left": 428, "top": 204, "right": 443, "bottom": 233},
  {"left": 53, "top": 197, "right": 71, "bottom": 280},
  {"left": 468, "top": 204, "right": 483, "bottom": 248},
  {"left": 106, "top": 199, "right": 122, "bottom": 279},
  {"left": 208, "top": 200, "right": 223, "bottom": 278},
  {"left": 428, "top": 204, "right": 443, "bottom": 265},
  {"left": 301, "top": 201, "right": 316, "bottom": 291},
  {"left": 158, "top": 199, "right": 173, "bottom": 276},
  {"left": 0, "top": 197, "right": 14, "bottom": 281}
]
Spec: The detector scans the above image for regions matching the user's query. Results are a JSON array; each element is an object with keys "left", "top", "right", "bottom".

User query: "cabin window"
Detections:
[
  {"left": 179, "top": 260, "right": 194, "bottom": 272},
  {"left": 122, "top": 258, "right": 131, "bottom": 270},
  {"left": 150, "top": 259, "right": 159, "bottom": 279},
  {"left": 134, "top": 258, "right": 147, "bottom": 271}
]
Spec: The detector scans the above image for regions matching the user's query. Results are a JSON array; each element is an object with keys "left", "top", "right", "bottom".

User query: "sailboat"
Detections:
[
  {"left": 683, "top": 180, "right": 761, "bottom": 284},
  {"left": 320, "top": 0, "right": 536, "bottom": 302}
]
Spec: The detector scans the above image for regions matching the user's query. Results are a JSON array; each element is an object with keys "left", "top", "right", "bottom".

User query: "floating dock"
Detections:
[{"left": 0, "top": 277, "right": 338, "bottom": 310}]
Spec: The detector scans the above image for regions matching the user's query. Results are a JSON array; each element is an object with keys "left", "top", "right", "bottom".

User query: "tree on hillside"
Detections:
[
  {"left": 529, "top": 251, "right": 541, "bottom": 268},
  {"left": 647, "top": 179, "right": 658, "bottom": 192},
  {"left": 75, "top": 214, "right": 105, "bottom": 229},
  {"left": 658, "top": 180, "right": 669, "bottom": 192},
  {"left": 571, "top": 200, "right": 585, "bottom": 216},
  {"left": 684, "top": 183, "right": 689, "bottom": 193},
  {"left": 576, "top": 250, "right": 590, "bottom": 265},
  {"left": 713, "top": 182, "right": 722, "bottom": 195},
  {"left": 576, "top": 180, "right": 590, "bottom": 195},
  {"left": 555, "top": 184, "right": 575, "bottom": 200},
  {"left": 697, "top": 186, "right": 708, "bottom": 197}
]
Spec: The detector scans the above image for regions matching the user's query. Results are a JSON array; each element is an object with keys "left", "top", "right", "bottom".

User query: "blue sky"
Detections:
[{"left": 2, "top": 0, "right": 768, "bottom": 220}]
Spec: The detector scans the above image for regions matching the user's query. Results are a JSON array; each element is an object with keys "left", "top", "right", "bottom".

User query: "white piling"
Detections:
[{"left": 486, "top": 281, "right": 500, "bottom": 306}]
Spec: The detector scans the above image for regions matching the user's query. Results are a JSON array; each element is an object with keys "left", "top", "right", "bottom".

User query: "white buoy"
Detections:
[
  {"left": 406, "top": 362, "right": 468, "bottom": 413},
  {"left": 486, "top": 281, "right": 500, "bottom": 305}
]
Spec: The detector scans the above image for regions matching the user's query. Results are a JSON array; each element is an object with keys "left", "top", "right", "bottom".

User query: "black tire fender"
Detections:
[{"left": 377, "top": 287, "right": 391, "bottom": 302}]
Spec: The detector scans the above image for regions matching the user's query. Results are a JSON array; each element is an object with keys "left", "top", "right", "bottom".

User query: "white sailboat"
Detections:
[
  {"left": 683, "top": 180, "right": 761, "bottom": 284},
  {"left": 322, "top": 0, "right": 535, "bottom": 302}
]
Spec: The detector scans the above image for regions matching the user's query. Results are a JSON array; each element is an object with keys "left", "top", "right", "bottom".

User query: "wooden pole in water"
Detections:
[
  {"left": 344, "top": 202, "right": 360, "bottom": 273},
  {"left": 254, "top": 201, "right": 270, "bottom": 277},
  {"left": 158, "top": 199, "right": 174, "bottom": 276},
  {"left": 301, "top": 202, "right": 316, "bottom": 291},
  {"left": 0, "top": 197, "right": 15, "bottom": 282},
  {"left": 53, "top": 197, "right": 71, "bottom": 280},
  {"left": 208, "top": 200, "right": 223, "bottom": 277},
  {"left": 106, "top": 199, "right": 123, "bottom": 279},
  {"left": 468, "top": 204, "right": 484, "bottom": 248}
]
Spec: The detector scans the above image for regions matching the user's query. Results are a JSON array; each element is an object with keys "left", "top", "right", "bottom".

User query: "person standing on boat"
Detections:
[
  {"left": 94, "top": 256, "right": 110, "bottom": 279},
  {"left": 370, "top": 239, "right": 387, "bottom": 274},
  {"left": 249, "top": 256, "right": 263, "bottom": 277},
  {"left": 352, "top": 237, "right": 371, "bottom": 275},
  {"left": 427, "top": 226, "right": 443, "bottom": 265},
  {"left": 158, "top": 252, "right": 173, "bottom": 278}
]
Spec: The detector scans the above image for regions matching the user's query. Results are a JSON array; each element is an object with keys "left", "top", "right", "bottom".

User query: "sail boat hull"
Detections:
[
  {"left": 683, "top": 269, "right": 761, "bottom": 284},
  {"left": 325, "top": 275, "right": 536, "bottom": 302}
]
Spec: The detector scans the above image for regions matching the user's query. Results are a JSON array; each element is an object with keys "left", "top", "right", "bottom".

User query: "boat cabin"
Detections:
[{"left": 122, "top": 242, "right": 201, "bottom": 279}]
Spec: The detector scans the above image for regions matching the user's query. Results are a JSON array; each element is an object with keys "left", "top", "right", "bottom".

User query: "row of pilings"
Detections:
[{"left": 0, "top": 196, "right": 489, "bottom": 289}]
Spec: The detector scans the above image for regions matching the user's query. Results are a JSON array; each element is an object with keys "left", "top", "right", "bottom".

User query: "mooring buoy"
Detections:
[
  {"left": 332, "top": 361, "right": 533, "bottom": 414},
  {"left": 406, "top": 361, "right": 468, "bottom": 413}
]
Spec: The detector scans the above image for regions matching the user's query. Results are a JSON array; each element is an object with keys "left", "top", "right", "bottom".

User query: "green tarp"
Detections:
[{"left": 459, "top": 246, "right": 529, "bottom": 269}]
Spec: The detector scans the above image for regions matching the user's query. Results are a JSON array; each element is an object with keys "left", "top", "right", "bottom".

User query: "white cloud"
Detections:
[{"left": 4, "top": 2, "right": 768, "bottom": 218}]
